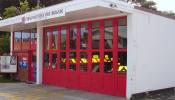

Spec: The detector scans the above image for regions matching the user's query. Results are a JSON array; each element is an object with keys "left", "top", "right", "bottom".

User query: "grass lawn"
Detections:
[{"left": 0, "top": 76, "right": 19, "bottom": 83}]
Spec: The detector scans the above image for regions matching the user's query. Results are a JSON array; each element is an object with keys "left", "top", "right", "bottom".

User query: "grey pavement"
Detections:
[
  {"left": 0, "top": 83, "right": 126, "bottom": 100},
  {"left": 1, "top": 83, "right": 174, "bottom": 100}
]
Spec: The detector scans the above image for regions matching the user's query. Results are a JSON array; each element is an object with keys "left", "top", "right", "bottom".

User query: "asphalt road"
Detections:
[
  {"left": 0, "top": 83, "right": 126, "bottom": 100},
  {"left": 0, "top": 83, "right": 174, "bottom": 100}
]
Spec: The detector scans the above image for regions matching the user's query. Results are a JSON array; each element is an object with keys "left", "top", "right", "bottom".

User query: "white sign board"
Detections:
[
  {"left": 0, "top": 15, "right": 23, "bottom": 27},
  {"left": 24, "top": 7, "right": 65, "bottom": 24},
  {"left": 0, "top": 56, "right": 17, "bottom": 73}
]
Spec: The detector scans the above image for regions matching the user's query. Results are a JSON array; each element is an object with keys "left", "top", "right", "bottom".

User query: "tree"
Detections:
[
  {"left": 2, "top": 6, "right": 18, "bottom": 18},
  {"left": 0, "top": 0, "right": 19, "bottom": 17},
  {"left": 18, "top": 0, "right": 30, "bottom": 14},
  {"left": 140, "top": 1, "right": 157, "bottom": 10},
  {"left": 3, "top": 0, "right": 29, "bottom": 18},
  {"left": 39, "top": 0, "right": 71, "bottom": 7},
  {"left": 2, "top": 0, "right": 43, "bottom": 19},
  {"left": 128, "top": 0, "right": 145, "bottom": 3},
  {"left": 129, "top": 0, "right": 175, "bottom": 16},
  {"left": 0, "top": 32, "right": 10, "bottom": 55},
  {"left": 128, "top": 0, "right": 157, "bottom": 10},
  {"left": 162, "top": 11, "right": 175, "bottom": 17}
]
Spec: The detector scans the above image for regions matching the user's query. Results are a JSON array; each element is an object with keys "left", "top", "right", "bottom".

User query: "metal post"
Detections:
[{"left": 37, "top": 0, "right": 40, "bottom": 9}]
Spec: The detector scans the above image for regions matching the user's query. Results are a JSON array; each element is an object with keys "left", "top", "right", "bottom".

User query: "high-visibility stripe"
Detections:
[
  {"left": 92, "top": 58, "right": 100, "bottom": 63},
  {"left": 69, "top": 58, "right": 76, "bottom": 64},
  {"left": 118, "top": 66, "right": 127, "bottom": 72},
  {"left": 80, "top": 58, "right": 88, "bottom": 64},
  {"left": 72, "top": 59, "right": 76, "bottom": 64},
  {"left": 96, "top": 58, "right": 100, "bottom": 63},
  {"left": 124, "top": 66, "right": 127, "bottom": 71},
  {"left": 92, "top": 58, "right": 98, "bottom": 63},
  {"left": 104, "top": 57, "right": 112, "bottom": 62},
  {"left": 92, "top": 55, "right": 100, "bottom": 63}
]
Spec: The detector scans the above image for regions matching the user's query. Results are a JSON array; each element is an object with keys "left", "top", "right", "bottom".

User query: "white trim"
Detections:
[
  {"left": 36, "top": 22, "right": 43, "bottom": 84},
  {"left": 0, "top": 0, "right": 133, "bottom": 28},
  {"left": 0, "top": 15, "right": 23, "bottom": 27},
  {"left": 10, "top": 26, "right": 14, "bottom": 55},
  {"left": 42, "top": 14, "right": 127, "bottom": 28}
]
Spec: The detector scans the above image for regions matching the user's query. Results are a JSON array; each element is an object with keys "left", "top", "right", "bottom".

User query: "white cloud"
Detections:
[{"left": 148, "top": 0, "right": 175, "bottom": 12}]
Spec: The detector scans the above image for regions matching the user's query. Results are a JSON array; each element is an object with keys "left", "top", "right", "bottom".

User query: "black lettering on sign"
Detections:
[
  {"left": 38, "top": 13, "right": 44, "bottom": 18},
  {"left": 45, "top": 12, "right": 51, "bottom": 17},
  {"left": 51, "top": 9, "right": 63, "bottom": 15},
  {"left": 59, "top": 9, "right": 63, "bottom": 14}
]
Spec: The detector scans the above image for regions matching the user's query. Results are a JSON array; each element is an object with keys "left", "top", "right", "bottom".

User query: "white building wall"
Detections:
[
  {"left": 127, "top": 14, "right": 138, "bottom": 99},
  {"left": 131, "top": 10, "right": 175, "bottom": 94}
]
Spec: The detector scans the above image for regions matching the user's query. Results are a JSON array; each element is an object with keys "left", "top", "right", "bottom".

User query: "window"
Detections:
[
  {"left": 60, "top": 52, "right": 66, "bottom": 70},
  {"left": 92, "top": 52, "right": 100, "bottom": 72},
  {"left": 31, "top": 33, "right": 35, "bottom": 41},
  {"left": 80, "top": 24, "right": 88, "bottom": 49},
  {"left": 44, "top": 52, "right": 49, "bottom": 67},
  {"left": 31, "top": 28, "right": 37, "bottom": 41},
  {"left": 44, "top": 30, "right": 50, "bottom": 50},
  {"left": 14, "top": 32, "right": 21, "bottom": 50},
  {"left": 42, "top": 17, "right": 127, "bottom": 76},
  {"left": 104, "top": 52, "right": 113, "bottom": 73},
  {"left": 69, "top": 52, "right": 76, "bottom": 71},
  {"left": 52, "top": 53, "right": 57, "bottom": 69},
  {"left": 80, "top": 52, "right": 88, "bottom": 72},
  {"left": 92, "top": 22, "right": 100, "bottom": 49},
  {"left": 32, "top": 53, "right": 36, "bottom": 62},
  {"left": 52, "top": 28, "right": 58, "bottom": 50},
  {"left": 61, "top": 26, "right": 66, "bottom": 50},
  {"left": 118, "top": 19, "right": 127, "bottom": 48},
  {"left": 118, "top": 52, "right": 127, "bottom": 74},
  {"left": 70, "top": 25, "right": 77, "bottom": 49},
  {"left": 104, "top": 20, "right": 113, "bottom": 49},
  {"left": 13, "top": 29, "right": 37, "bottom": 51},
  {"left": 22, "top": 30, "right": 30, "bottom": 50},
  {"left": 31, "top": 28, "right": 37, "bottom": 50},
  {"left": 118, "top": 18, "right": 127, "bottom": 74}
]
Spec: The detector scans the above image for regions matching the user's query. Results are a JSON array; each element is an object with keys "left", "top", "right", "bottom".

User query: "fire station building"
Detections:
[{"left": 0, "top": 0, "right": 175, "bottom": 99}]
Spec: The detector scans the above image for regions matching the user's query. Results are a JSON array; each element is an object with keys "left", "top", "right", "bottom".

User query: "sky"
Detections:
[{"left": 148, "top": 0, "right": 175, "bottom": 12}]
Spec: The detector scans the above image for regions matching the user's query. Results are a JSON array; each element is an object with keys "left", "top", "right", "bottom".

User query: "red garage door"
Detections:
[{"left": 42, "top": 17, "right": 127, "bottom": 97}]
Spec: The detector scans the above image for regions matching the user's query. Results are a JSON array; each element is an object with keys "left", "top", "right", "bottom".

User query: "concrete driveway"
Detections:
[{"left": 0, "top": 83, "right": 126, "bottom": 100}]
